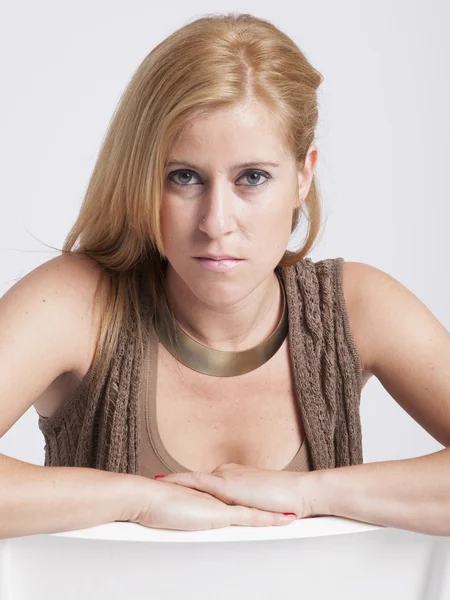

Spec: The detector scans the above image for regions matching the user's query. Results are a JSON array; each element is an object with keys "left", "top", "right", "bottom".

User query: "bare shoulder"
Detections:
[
  {"left": 340, "top": 261, "right": 376, "bottom": 388},
  {"left": 45, "top": 252, "right": 106, "bottom": 295},
  {"left": 340, "top": 259, "right": 450, "bottom": 446},
  {"left": 35, "top": 252, "right": 111, "bottom": 377},
  {"left": 340, "top": 258, "right": 443, "bottom": 384},
  {"left": 0, "top": 252, "right": 110, "bottom": 435}
]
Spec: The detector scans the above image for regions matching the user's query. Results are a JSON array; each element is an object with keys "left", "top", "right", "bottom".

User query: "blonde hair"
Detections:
[{"left": 45, "top": 12, "right": 324, "bottom": 380}]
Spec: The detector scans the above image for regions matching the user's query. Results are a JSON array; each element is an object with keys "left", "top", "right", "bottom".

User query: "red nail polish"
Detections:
[
  {"left": 283, "top": 513, "right": 296, "bottom": 516},
  {"left": 154, "top": 474, "right": 166, "bottom": 479}
]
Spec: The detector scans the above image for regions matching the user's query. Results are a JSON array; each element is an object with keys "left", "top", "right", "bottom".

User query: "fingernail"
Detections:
[
  {"left": 154, "top": 474, "right": 166, "bottom": 479},
  {"left": 283, "top": 513, "right": 296, "bottom": 516}
]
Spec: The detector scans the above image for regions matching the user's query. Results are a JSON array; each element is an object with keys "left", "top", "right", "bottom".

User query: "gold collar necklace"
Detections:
[{"left": 153, "top": 271, "right": 288, "bottom": 377}]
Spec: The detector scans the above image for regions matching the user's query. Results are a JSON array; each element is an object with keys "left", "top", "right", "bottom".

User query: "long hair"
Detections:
[{"left": 45, "top": 12, "right": 324, "bottom": 380}]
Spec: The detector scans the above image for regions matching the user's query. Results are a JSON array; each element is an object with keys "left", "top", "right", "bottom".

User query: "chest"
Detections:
[{"left": 153, "top": 336, "right": 306, "bottom": 473}]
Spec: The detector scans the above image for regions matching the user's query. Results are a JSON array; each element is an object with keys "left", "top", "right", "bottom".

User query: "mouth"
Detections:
[
  {"left": 194, "top": 257, "right": 244, "bottom": 272},
  {"left": 195, "top": 256, "right": 241, "bottom": 261}
]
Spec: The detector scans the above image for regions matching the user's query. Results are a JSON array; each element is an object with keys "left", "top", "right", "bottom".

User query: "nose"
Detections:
[{"left": 198, "top": 181, "right": 236, "bottom": 238}]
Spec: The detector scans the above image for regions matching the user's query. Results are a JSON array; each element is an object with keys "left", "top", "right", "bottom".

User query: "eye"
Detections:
[
  {"left": 167, "top": 169, "right": 271, "bottom": 187},
  {"left": 167, "top": 170, "right": 201, "bottom": 186},
  {"left": 238, "top": 171, "right": 270, "bottom": 187}
]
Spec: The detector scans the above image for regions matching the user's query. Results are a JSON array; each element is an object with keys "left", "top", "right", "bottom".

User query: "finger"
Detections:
[
  {"left": 230, "top": 506, "right": 297, "bottom": 528},
  {"left": 163, "top": 472, "right": 226, "bottom": 497},
  {"left": 160, "top": 472, "right": 207, "bottom": 487},
  {"left": 159, "top": 476, "right": 198, "bottom": 489}
]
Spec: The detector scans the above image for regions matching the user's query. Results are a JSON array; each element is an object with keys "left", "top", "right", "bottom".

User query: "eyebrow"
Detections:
[{"left": 165, "top": 160, "right": 280, "bottom": 170}]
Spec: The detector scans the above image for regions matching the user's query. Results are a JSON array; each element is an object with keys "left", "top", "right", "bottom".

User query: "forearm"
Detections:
[
  {"left": 0, "top": 453, "right": 142, "bottom": 539},
  {"left": 308, "top": 447, "right": 450, "bottom": 537}
]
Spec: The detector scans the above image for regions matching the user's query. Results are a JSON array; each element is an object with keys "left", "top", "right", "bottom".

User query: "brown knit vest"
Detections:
[{"left": 38, "top": 257, "right": 364, "bottom": 473}]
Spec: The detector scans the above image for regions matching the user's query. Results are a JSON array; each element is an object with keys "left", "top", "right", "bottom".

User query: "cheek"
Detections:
[
  {"left": 258, "top": 208, "right": 292, "bottom": 238},
  {"left": 160, "top": 205, "right": 178, "bottom": 252},
  {"left": 161, "top": 198, "right": 179, "bottom": 234},
  {"left": 258, "top": 208, "right": 294, "bottom": 255},
  {"left": 160, "top": 202, "right": 192, "bottom": 253}
]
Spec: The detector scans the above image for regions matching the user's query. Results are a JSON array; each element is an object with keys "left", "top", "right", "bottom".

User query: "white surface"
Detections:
[
  {"left": 46, "top": 514, "right": 383, "bottom": 543},
  {"left": 1, "top": 519, "right": 450, "bottom": 600}
]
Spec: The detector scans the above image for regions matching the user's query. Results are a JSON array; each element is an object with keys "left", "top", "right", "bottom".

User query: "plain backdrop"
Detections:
[{"left": 0, "top": 0, "right": 448, "bottom": 467}]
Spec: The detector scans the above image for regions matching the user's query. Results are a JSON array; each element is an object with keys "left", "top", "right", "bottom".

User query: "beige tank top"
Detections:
[{"left": 139, "top": 319, "right": 312, "bottom": 479}]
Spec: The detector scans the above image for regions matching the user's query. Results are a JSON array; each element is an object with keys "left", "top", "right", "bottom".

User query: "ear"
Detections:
[{"left": 295, "top": 143, "right": 319, "bottom": 208}]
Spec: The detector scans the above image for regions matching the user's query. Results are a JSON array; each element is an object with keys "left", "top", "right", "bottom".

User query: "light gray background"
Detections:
[{"left": 0, "top": 1, "right": 448, "bottom": 466}]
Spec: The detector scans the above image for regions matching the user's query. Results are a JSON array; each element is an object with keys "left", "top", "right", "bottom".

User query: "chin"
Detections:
[{"left": 190, "top": 278, "right": 246, "bottom": 306}]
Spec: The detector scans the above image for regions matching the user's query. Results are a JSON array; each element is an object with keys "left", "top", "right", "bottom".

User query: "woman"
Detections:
[{"left": 1, "top": 13, "right": 449, "bottom": 539}]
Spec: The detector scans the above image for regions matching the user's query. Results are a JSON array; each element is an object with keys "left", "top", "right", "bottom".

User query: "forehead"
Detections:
[{"left": 169, "top": 102, "right": 290, "bottom": 162}]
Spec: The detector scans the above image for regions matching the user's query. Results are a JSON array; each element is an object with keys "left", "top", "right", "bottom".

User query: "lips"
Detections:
[
  {"left": 196, "top": 256, "right": 239, "bottom": 260},
  {"left": 194, "top": 257, "right": 243, "bottom": 272}
]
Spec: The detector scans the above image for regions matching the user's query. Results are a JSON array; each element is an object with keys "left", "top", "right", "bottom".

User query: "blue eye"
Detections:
[
  {"left": 241, "top": 171, "right": 270, "bottom": 186},
  {"left": 167, "top": 169, "right": 270, "bottom": 187},
  {"left": 168, "top": 170, "right": 200, "bottom": 186}
]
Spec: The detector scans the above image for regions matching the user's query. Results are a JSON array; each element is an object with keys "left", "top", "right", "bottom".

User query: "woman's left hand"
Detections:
[{"left": 156, "top": 463, "right": 322, "bottom": 519}]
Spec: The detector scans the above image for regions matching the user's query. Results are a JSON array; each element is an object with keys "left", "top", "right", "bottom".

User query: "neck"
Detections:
[{"left": 163, "top": 264, "right": 283, "bottom": 352}]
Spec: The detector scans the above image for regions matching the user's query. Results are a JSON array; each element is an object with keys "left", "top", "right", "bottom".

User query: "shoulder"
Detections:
[
  {"left": 339, "top": 260, "right": 450, "bottom": 447},
  {"left": 0, "top": 253, "right": 111, "bottom": 434},
  {"left": 339, "top": 260, "right": 375, "bottom": 380},
  {"left": 31, "top": 252, "right": 110, "bottom": 376},
  {"left": 22, "top": 251, "right": 106, "bottom": 288},
  {"left": 338, "top": 259, "right": 435, "bottom": 380},
  {"left": 57, "top": 253, "right": 111, "bottom": 375},
  {"left": 36, "top": 252, "right": 110, "bottom": 315},
  {"left": 3, "top": 252, "right": 107, "bottom": 317}
]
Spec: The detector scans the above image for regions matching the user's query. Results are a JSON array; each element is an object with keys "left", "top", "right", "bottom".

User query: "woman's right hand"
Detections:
[{"left": 126, "top": 477, "right": 296, "bottom": 531}]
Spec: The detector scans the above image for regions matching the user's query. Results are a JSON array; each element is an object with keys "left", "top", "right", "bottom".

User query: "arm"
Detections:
[
  {"left": 309, "top": 448, "right": 450, "bottom": 536},
  {"left": 0, "top": 453, "right": 142, "bottom": 539},
  {"left": 308, "top": 262, "right": 450, "bottom": 536},
  {"left": 0, "top": 254, "right": 142, "bottom": 539}
]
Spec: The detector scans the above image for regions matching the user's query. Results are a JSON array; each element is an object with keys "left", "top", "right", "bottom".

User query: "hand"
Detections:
[
  {"left": 126, "top": 476, "right": 297, "bottom": 531},
  {"left": 159, "top": 463, "right": 319, "bottom": 519}
]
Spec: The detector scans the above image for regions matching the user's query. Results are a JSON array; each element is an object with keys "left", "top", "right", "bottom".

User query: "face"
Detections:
[{"left": 160, "top": 100, "right": 318, "bottom": 307}]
